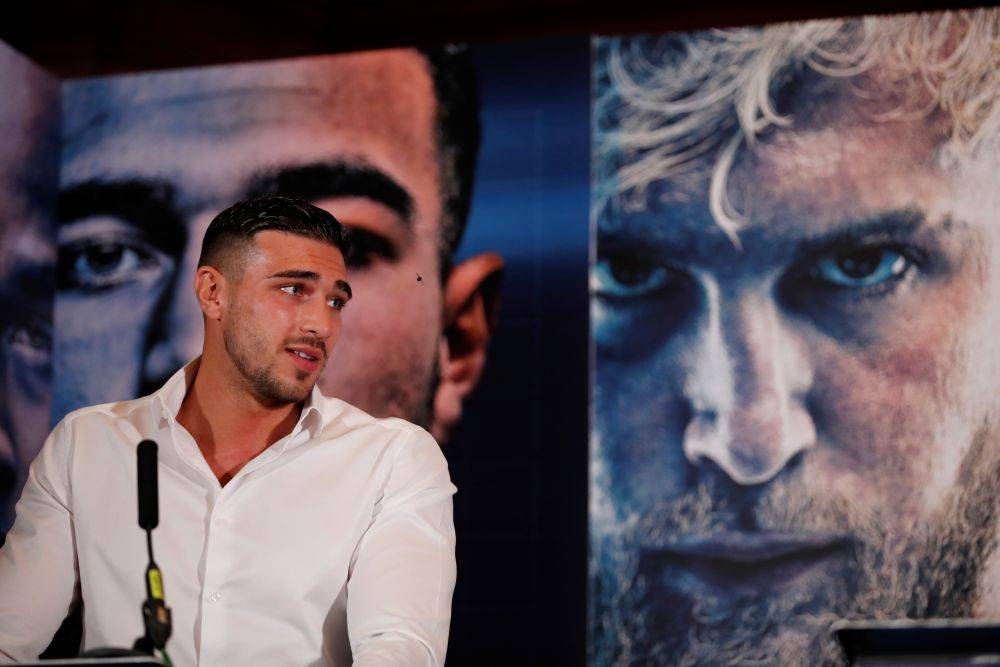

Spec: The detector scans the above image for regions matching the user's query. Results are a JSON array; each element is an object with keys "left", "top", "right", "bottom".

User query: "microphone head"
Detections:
[{"left": 137, "top": 440, "right": 159, "bottom": 531}]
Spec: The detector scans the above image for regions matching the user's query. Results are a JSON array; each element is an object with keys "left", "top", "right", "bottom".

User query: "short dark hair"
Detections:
[
  {"left": 419, "top": 46, "right": 480, "bottom": 271},
  {"left": 198, "top": 195, "right": 350, "bottom": 273}
]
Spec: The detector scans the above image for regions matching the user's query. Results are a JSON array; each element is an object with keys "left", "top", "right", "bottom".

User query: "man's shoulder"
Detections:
[{"left": 56, "top": 394, "right": 155, "bottom": 432}]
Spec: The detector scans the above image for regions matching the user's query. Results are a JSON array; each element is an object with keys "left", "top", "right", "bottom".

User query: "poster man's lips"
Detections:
[
  {"left": 640, "top": 531, "right": 854, "bottom": 590},
  {"left": 648, "top": 531, "right": 854, "bottom": 563}
]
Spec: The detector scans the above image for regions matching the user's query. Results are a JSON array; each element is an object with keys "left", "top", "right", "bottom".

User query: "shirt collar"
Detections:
[
  {"left": 151, "top": 357, "right": 329, "bottom": 441},
  {"left": 152, "top": 358, "right": 199, "bottom": 426},
  {"left": 299, "top": 384, "right": 325, "bottom": 439}
]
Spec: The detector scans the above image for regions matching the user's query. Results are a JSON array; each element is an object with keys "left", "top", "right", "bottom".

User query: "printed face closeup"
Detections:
[
  {"left": 58, "top": 50, "right": 446, "bottom": 426},
  {"left": 0, "top": 53, "right": 57, "bottom": 533},
  {"left": 219, "top": 231, "right": 350, "bottom": 405},
  {"left": 0, "top": 199, "right": 53, "bottom": 518},
  {"left": 592, "top": 72, "right": 1000, "bottom": 663}
]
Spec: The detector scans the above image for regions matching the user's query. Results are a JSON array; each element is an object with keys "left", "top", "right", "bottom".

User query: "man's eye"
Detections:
[
  {"left": 280, "top": 285, "right": 303, "bottom": 296},
  {"left": 58, "top": 238, "right": 161, "bottom": 292},
  {"left": 810, "top": 246, "right": 912, "bottom": 288},
  {"left": 344, "top": 229, "right": 398, "bottom": 269},
  {"left": 593, "top": 253, "right": 679, "bottom": 299},
  {"left": 328, "top": 297, "right": 345, "bottom": 311}
]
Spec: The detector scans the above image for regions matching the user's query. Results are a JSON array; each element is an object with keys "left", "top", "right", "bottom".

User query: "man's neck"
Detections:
[{"left": 176, "top": 359, "right": 303, "bottom": 486}]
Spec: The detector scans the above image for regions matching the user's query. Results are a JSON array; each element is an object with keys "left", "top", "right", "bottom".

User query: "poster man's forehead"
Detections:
[{"left": 63, "top": 49, "right": 435, "bottom": 148}]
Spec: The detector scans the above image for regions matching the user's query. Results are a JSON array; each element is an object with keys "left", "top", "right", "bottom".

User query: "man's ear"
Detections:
[
  {"left": 194, "top": 266, "right": 226, "bottom": 321},
  {"left": 431, "top": 252, "right": 504, "bottom": 444}
]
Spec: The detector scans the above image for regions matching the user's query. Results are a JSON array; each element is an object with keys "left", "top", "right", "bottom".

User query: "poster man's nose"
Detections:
[
  {"left": 682, "top": 283, "right": 816, "bottom": 485},
  {"left": 144, "top": 280, "right": 204, "bottom": 385},
  {"left": 143, "top": 213, "right": 211, "bottom": 388}
]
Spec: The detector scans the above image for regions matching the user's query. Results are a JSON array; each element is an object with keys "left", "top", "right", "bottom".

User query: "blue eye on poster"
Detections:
[
  {"left": 1, "top": 6, "right": 998, "bottom": 664},
  {"left": 589, "top": 8, "right": 1000, "bottom": 665}
]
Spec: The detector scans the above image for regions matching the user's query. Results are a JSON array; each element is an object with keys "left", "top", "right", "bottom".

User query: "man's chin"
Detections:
[
  {"left": 317, "top": 362, "right": 438, "bottom": 431},
  {"left": 248, "top": 371, "right": 316, "bottom": 407},
  {"left": 596, "top": 553, "right": 853, "bottom": 666}
]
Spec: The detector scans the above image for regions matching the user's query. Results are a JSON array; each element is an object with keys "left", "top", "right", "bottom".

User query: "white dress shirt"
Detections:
[{"left": 0, "top": 361, "right": 457, "bottom": 665}]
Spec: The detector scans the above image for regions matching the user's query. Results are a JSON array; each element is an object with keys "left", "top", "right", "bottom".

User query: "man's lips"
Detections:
[
  {"left": 640, "top": 531, "right": 854, "bottom": 590},
  {"left": 286, "top": 345, "right": 325, "bottom": 373},
  {"left": 651, "top": 531, "right": 853, "bottom": 562}
]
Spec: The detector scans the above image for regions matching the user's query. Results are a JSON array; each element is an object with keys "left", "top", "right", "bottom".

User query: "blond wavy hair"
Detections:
[{"left": 593, "top": 7, "right": 1000, "bottom": 239}]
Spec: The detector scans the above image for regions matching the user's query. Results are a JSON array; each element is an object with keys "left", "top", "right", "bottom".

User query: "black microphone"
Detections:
[
  {"left": 66, "top": 442, "right": 169, "bottom": 664},
  {"left": 133, "top": 440, "right": 171, "bottom": 659},
  {"left": 137, "top": 440, "right": 159, "bottom": 531}
]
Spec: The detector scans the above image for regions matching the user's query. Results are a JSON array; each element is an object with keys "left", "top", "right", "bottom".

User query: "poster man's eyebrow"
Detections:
[
  {"left": 0, "top": 259, "right": 55, "bottom": 305},
  {"left": 795, "top": 210, "right": 926, "bottom": 255},
  {"left": 58, "top": 179, "right": 187, "bottom": 257},
  {"left": 246, "top": 162, "right": 415, "bottom": 228}
]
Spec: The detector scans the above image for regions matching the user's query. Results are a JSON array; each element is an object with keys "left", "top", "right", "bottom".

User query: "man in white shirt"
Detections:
[{"left": 0, "top": 196, "right": 457, "bottom": 665}]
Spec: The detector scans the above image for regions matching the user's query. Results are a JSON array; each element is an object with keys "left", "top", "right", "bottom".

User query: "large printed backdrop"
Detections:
[
  {"left": 1, "top": 6, "right": 998, "bottom": 666},
  {"left": 0, "top": 42, "right": 58, "bottom": 537},
  {"left": 4, "top": 39, "right": 591, "bottom": 663},
  {"left": 589, "top": 7, "right": 1000, "bottom": 666}
]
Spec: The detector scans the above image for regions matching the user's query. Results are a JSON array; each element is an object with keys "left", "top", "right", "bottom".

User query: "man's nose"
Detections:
[
  {"left": 681, "top": 283, "right": 815, "bottom": 485},
  {"left": 143, "top": 218, "right": 208, "bottom": 388},
  {"left": 0, "top": 424, "right": 13, "bottom": 469},
  {"left": 144, "top": 274, "right": 205, "bottom": 385},
  {"left": 299, "top": 298, "right": 337, "bottom": 342}
]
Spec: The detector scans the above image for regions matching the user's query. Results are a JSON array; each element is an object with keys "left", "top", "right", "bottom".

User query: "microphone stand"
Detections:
[
  {"left": 133, "top": 527, "right": 171, "bottom": 659},
  {"left": 73, "top": 439, "right": 172, "bottom": 665}
]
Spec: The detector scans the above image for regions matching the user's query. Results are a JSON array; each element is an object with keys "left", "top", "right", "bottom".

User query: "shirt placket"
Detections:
[
  {"left": 198, "top": 482, "right": 232, "bottom": 667},
  {"left": 193, "top": 429, "right": 312, "bottom": 665}
]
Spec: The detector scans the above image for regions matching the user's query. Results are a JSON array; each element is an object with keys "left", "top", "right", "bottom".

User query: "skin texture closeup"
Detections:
[
  {"left": 57, "top": 49, "right": 501, "bottom": 443},
  {"left": 591, "top": 13, "right": 1000, "bottom": 666},
  {"left": 0, "top": 44, "right": 58, "bottom": 536}
]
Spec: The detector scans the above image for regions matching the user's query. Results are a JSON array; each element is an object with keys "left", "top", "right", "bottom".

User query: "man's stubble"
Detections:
[
  {"left": 221, "top": 301, "right": 317, "bottom": 406},
  {"left": 319, "top": 333, "right": 440, "bottom": 430},
  {"left": 591, "top": 422, "right": 1000, "bottom": 666}
]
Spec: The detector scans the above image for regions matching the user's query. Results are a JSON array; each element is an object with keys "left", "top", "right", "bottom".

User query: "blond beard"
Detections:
[{"left": 590, "top": 423, "right": 1000, "bottom": 666}]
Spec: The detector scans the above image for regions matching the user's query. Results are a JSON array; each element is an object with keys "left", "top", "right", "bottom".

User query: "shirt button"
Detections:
[{"left": 209, "top": 591, "right": 223, "bottom": 602}]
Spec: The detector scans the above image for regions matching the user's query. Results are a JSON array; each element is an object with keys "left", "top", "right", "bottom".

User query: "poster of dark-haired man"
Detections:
[
  {"left": 0, "top": 42, "right": 58, "bottom": 539},
  {"left": 56, "top": 49, "right": 502, "bottom": 444}
]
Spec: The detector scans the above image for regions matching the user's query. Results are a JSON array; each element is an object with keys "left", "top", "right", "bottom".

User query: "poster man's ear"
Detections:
[{"left": 431, "top": 252, "right": 504, "bottom": 443}]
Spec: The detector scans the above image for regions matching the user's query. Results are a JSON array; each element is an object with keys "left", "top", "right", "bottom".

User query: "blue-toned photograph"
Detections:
[{"left": 590, "top": 8, "right": 1000, "bottom": 665}]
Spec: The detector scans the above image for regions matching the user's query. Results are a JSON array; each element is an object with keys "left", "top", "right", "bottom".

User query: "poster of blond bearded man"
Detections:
[{"left": 589, "top": 8, "right": 1000, "bottom": 666}]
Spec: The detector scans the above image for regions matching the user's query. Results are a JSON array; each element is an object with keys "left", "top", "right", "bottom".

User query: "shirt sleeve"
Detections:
[
  {"left": 0, "top": 419, "right": 79, "bottom": 662},
  {"left": 346, "top": 427, "right": 457, "bottom": 667}
]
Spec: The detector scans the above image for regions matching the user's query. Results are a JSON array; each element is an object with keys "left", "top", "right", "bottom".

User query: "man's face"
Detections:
[
  {"left": 592, "top": 75, "right": 1000, "bottom": 663},
  {"left": 58, "top": 50, "right": 445, "bottom": 425},
  {"left": 0, "top": 57, "right": 56, "bottom": 532},
  {"left": 220, "top": 231, "right": 350, "bottom": 405}
]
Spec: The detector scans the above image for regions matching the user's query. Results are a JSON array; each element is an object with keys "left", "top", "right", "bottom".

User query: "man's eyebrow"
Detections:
[
  {"left": 246, "top": 162, "right": 415, "bottom": 227},
  {"left": 58, "top": 179, "right": 187, "bottom": 257},
  {"left": 268, "top": 269, "right": 320, "bottom": 280},
  {"left": 267, "top": 270, "right": 353, "bottom": 299},
  {"left": 795, "top": 210, "right": 926, "bottom": 255},
  {"left": 0, "top": 259, "right": 55, "bottom": 311}
]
